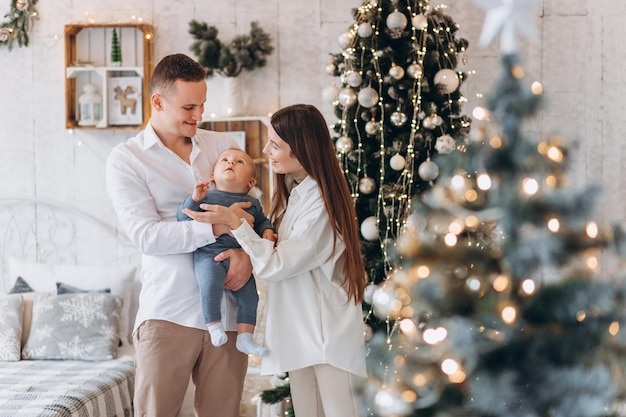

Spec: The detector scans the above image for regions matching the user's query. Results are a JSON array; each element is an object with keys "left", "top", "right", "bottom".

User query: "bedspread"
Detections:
[{"left": 0, "top": 357, "right": 134, "bottom": 417}]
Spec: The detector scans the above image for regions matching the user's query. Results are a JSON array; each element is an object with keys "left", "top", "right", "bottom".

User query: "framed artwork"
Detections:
[
  {"left": 226, "top": 131, "right": 246, "bottom": 151},
  {"left": 108, "top": 76, "right": 142, "bottom": 125}
]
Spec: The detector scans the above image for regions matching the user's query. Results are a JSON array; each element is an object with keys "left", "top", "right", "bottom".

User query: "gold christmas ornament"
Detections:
[
  {"left": 412, "top": 14, "right": 428, "bottom": 30},
  {"left": 335, "top": 136, "right": 354, "bottom": 153},
  {"left": 337, "top": 87, "right": 357, "bottom": 107},
  {"left": 359, "top": 176, "right": 376, "bottom": 194}
]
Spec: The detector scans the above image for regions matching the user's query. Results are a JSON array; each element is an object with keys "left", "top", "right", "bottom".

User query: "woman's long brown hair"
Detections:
[{"left": 269, "top": 104, "right": 366, "bottom": 304}]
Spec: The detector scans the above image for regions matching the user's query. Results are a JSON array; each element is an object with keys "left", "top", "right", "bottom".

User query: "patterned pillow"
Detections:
[
  {"left": 0, "top": 294, "right": 23, "bottom": 361},
  {"left": 22, "top": 293, "right": 122, "bottom": 360}
]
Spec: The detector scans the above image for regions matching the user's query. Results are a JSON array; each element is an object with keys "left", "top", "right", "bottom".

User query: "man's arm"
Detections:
[{"left": 106, "top": 148, "right": 215, "bottom": 255}]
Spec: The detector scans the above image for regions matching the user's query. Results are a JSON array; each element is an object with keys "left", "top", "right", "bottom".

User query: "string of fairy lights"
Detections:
[{"left": 324, "top": 0, "right": 471, "bottom": 342}]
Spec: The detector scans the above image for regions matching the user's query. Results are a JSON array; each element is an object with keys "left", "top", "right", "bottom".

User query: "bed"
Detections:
[{"left": 0, "top": 197, "right": 140, "bottom": 417}]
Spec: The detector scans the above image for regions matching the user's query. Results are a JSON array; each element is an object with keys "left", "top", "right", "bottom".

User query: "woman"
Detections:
[{"left": 184, "top": 104, "right": 367, "bottom": 416}]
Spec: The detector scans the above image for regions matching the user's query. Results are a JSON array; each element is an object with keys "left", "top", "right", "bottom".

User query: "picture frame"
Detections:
[
  {"left": 108, "top": 76, "right": 142, "bottom": 125},
  {"left": 226, "top": 131, "right": 246, "bottom": 151}
]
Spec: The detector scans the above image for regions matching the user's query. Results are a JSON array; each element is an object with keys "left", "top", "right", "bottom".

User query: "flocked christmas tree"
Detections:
[
  {"left": 111, "top": 28, "right": 122, "bottom": 66},
  {"left": 322, "top": 0, "right": 471, "bottom": 334},
  {"left": 359, "top": 1, "right": 626, "bottom": 416}
]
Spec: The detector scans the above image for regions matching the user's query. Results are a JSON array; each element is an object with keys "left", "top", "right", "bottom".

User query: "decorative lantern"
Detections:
[{"left": 78, "top": 84, "right": 102, "bottom": 126}]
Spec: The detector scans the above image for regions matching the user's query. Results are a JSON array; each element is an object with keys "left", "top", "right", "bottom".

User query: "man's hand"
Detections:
[{"left": 216, "top": 248, "right": 253, "bottom": 291}]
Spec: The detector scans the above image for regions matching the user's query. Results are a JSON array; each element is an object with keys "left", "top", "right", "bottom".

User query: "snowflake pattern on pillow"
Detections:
[
  {"left": 22, "top": 293, "right": 122, "bottom": 360},
  {"left": 0, "top": 294, "right": 22, "bottom": 361}
]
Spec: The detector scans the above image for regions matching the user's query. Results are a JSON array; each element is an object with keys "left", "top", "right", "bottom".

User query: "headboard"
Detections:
[{"left": 0, "top": 197, "right": 139, "bottom": 293}]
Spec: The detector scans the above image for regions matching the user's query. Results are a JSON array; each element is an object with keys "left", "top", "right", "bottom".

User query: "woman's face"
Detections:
[{"left": 263, "top": 124, "right": 307, "bottom": 181}]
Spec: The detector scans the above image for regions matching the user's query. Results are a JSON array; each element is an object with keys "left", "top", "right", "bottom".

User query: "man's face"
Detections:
[{"left": 156, "top": 79, "right": 206, "bottom": 139}]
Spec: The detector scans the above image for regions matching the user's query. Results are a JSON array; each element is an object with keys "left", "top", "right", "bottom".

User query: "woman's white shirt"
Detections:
[{"left": 232, "top": 176, "right": 367, "bottom": 377}]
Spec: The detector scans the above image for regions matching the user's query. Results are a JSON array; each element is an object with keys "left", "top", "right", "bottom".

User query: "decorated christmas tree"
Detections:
[
  {"left": 360, "top": 1, "right": 626, "bottom": 416},
  {"left": 322, "top": 0, "right": 472, "bottom": 333},
  {"left": 260, "top": 0, "right": 472, "bottom": 411}
]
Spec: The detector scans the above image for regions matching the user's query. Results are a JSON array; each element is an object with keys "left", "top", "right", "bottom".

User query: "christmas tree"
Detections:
[
  {"left": 111, "top": 28, "right": 122, "bottom": 66},
  {"left": 322, "top": 0, "right": 471, "bottom": 334},
  {"left": 360, "top": 1, "right": 626, "bottom": 416},
  {"left": 260, "top": 0, "right": 472, "bottom": 411}
]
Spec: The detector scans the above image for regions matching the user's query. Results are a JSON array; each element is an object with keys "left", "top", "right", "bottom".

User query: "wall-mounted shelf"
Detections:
[{"left": 64, "top": 23, "right": 154, "bottom": 130}]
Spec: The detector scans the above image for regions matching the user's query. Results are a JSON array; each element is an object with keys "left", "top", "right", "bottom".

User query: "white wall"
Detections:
[
  {"left": 2, "top": 0, "right": 626, "bottom": 415},
  {"left": 3, "top": 0, "right": 624, "bottom": 234}
]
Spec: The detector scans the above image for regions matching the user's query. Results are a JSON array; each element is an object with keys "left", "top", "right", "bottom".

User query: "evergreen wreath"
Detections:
[{"left": 0, "top": 0, "right": 39, "bottom": 51}]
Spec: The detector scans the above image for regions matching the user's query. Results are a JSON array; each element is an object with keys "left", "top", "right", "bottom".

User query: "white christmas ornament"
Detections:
[
  {"left": 390, "top": 153, "right": 406, "bottom": 171},
  {"left": 337, "top": 87, "right": 357, "bottom": 107},
  {"left": 365, "top": 121, "right": 380, "bottom": 135},
  {"left": 335, "top": 136, "right": 354, "bottom": 153},
  {"left": 346, "top": 71, "right": 362, "bottom": 88},
  {"left": 386, "top": 11, "right": 408, "bottom": 31},
  {"left": 358, "top": 87, "right": 379, "bottom": 108},
  {"left": 412, "top": 14, "right": 428, "bottom": 30},
  {"left": 322, "top": 85, "right": 339, "bottom": 103},
  {"left": 474, "top": 0, "right": 541, "bottom": 53},
  {"left": 374, "top": 387, "right": 412, "bottom": 416},
  {"left": 418, "top": 159, "right": 439, "bottom": 181},
  {"left": 358, "top": 22, "right": 373, "bottom": 38},
  {"left": 337, "top": 31, "right": 354, "bottom": 50},
  {"left": 364, "top": 283, "right": 379, "bottom": 304},
  {"left": 390, "top": 111, "right": 408, "bottom": 127},
  {"left": 361, "top": 216, "right": 379, "bottom": 241},
  {"left": 325, "top": 63, "right": 336, "bottom": 75},
  {"left": 435, "top": 134, "right": 457, "bottom": 154},
  {"left": 389, "top": 64, "right": 405, "bottom": 80},
  {"left": 434, "top": 69, "right": 460, "bottom": 93}
]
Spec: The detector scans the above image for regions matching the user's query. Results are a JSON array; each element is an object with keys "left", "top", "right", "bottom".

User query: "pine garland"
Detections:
[
  {"left": 259, "top": 383, "right": 291, "bottom": 404},
  {"left": 0, "top": 0, "right": 39, "bottom": 51},
  {"left": 188, "top": 20, "right": 274, "bottom": 78}
]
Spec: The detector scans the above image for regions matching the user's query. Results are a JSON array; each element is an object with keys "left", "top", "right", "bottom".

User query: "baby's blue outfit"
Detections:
[{"left": 177, "top": 190, "right": 274, "bottom": 326}]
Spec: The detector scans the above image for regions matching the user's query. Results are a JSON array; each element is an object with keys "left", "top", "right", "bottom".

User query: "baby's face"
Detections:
[{"left": 212, "top": 149, "right": 256, "bottom": 193}]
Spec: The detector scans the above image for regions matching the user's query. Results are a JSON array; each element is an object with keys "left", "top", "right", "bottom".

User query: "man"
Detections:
[{"left": 106, "top": 53, "right": 253, "bottom": 417}]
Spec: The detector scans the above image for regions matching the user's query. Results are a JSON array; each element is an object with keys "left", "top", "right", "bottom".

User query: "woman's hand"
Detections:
[
  {"left": 182, "top": 201, "right": 252, "bottom": 233},
  {"left": 215, "top": 248, "right": 253, "bottom": 291}
]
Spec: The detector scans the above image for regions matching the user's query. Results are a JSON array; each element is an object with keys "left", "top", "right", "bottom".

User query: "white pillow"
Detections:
[{"left": 6, "top": 258, "right": 137, "bottom": 346}]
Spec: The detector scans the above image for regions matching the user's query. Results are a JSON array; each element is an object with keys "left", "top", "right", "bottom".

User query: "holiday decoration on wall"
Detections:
[
  {"left": 78, "top": 83, "right": 102, "bottom": 126},
  {"left": 358, "top": 0, "right": 626, "bottom": 416},
  {"left": 188, "top": 20, "right": 274, "bottom": 78},
  {"left": 324, "top": 0, "right": 471, "bottom": 335},
  {"left": 0, "top": 0, "right": 39, "bottom": 51},
  {"left": 110, "top": 27, "right": 122, "bottom": 66}
]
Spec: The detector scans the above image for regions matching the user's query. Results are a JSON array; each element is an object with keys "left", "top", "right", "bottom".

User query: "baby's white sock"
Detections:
[
  {"left": 236, "top": 333, "right": 268, "bottom": 356},
  {"left": 207, "top": 322, "right": 228, "bottom": 347}
]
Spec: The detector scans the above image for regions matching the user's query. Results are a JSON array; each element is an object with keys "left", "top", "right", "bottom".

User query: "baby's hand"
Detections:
[
  {"left": 262, "top": 229, "right": 277, "bottom": 243},
  {"left": 192, "top": 182, "right": 210, "bottom": 202}
]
